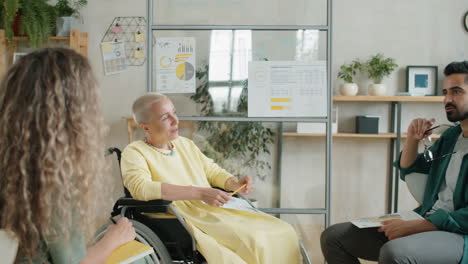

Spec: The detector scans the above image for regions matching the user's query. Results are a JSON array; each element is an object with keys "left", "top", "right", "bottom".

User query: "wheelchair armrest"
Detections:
[
  {"left": 117, "top": 197, "right": 172, "bottom": 206},
  {"left": 115, "top": 197, "right": 172, "bottom": 213}
]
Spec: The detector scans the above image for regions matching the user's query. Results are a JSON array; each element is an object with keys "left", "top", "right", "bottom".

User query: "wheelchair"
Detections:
[{"left": 98, "top": 147, "right": 312, "bottom": 264}]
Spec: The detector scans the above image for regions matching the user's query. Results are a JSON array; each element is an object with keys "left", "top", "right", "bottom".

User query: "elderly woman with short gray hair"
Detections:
[{"left": 121, "top": 93, "right": 302, "bottom": 264}]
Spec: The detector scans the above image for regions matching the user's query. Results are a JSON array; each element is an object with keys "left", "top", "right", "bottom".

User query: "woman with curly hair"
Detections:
[{"left": 0, "top": 48, "right": 135, "bottom": 263}]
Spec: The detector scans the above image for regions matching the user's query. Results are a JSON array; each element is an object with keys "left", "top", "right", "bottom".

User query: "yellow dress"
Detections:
[{"left": 121, "top": 137, "right": 302, "bottom": 264}]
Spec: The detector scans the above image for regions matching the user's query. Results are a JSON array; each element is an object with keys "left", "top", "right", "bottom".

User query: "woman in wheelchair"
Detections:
[
  {"left": 121, "top": 93, "right": 302, "bottom": 264},
  {"left": 0, "top": 48, "right": 136, "bottom": 263}
]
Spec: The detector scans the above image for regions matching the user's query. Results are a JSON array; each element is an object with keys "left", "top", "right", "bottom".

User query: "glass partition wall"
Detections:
[{"left": 146, "top": 1, "right": 332, "bottom": 262}]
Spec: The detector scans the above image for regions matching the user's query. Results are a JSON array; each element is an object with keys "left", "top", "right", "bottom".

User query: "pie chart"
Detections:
[{"left": 175, "top": 62, "right": 195, "bottom": 81}]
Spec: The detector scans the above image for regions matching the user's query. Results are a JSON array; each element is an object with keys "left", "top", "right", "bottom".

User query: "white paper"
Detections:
[
  {"left": 248, "top": 61, "right": 327, "bottom": 117},
  {"left": 100, "top": 41, "right": 127, "bottom": 75},
  {"left": 351, "top": 211, "right": 424, "bottom": 228},
  {"left": 221, "top": 197, "right": 258, "bottom": 213},
  {"left": 156, "top": 37, "right": 196, "bottom": 93}
]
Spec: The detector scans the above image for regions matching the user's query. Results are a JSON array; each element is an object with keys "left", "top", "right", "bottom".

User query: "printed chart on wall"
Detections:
[
  {"left": 101, "top": 41, "right": 127, "bottom": 75},
  {"left": 156, "top": 37, "right": 196, "bottom": 93},
  {"left": 248, "top": 61, "right": 327, "bottom": 117}
]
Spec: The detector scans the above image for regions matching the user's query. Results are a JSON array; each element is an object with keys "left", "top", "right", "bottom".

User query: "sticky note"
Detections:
[
  {"left": 270, "top": 106, "right": 284, "bottom": 110},
  {"left": 102, "top": 43, "right": 112, "bottom": 52},
  {"left": 270, "top": 98, "right": 292, "bottom": 103},
  {"left": 134, "top": 49, "right": 144, "bottom": 59},
  {"left": 135, "top": 33, "right": 145, "bottom": 42}
]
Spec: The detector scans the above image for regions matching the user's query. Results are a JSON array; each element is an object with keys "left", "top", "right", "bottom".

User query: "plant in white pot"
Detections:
[
  {"left": 54, "top": 0, "right": 87, "bottom": 37},
  {"left": 364, "top": 53, "right": 398, "bottom": 96},
  {"left": 337, "top": 60, "right": 362, "bottom": 96}
]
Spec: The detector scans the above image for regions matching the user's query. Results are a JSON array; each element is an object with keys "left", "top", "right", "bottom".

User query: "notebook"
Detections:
[
  {"left": 351, "top": 211, "right": 424, "bottom": 228},
  {"left": 105, "top": 240, "right": 154, "bottom": 264}
]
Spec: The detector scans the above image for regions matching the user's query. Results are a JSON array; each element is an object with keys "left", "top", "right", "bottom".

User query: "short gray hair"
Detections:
[{"left": 132, "top": 93, "right": 168, "bottom": 124}]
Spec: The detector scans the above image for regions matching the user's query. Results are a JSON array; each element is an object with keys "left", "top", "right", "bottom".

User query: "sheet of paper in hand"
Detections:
[
  {"left": 221, "top": 197, "right": 258, "bottom": 213},
  {"left": 351, "top": 211, "right": 424, "bottom": 228}
]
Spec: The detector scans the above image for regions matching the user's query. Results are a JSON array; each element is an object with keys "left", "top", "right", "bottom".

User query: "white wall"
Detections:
[{"left": 75, "top": 0, "right": 468, "bottom": 262}]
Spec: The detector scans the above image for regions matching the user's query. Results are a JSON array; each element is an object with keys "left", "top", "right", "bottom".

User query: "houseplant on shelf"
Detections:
[
  {"left": 337, "top": 59, "right": 362, "bottom": 96},
  {"left": 54, "top": 0, "right": 87, "bottom": 36},
  {"left": 364, "top": 53, "right": 398, "bottom": 96},
  {"left": 1, "top": 0, "right": 55, "bottom": 47}
]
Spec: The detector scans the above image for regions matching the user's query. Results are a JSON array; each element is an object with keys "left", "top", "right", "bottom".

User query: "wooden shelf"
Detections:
[
  {"left": 0, "top": 29, "right": 88, "bottom": 75},
  {"left": 283, "top": 132, "right": 441, "bottom": 139},
  {"left": 333, "top": 95, "right": 444, "bottom": 102},
  {"left": 13, "top": 36, "right": 71, "bottom": 41}
]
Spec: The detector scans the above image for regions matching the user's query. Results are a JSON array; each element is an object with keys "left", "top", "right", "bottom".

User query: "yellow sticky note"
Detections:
[
  {"left": 135, "top": 33, "right": 145, "bottom": 42},
  {"left": 134, "top": 49, "right": 144, "bottom": 59},
  {"left": 270, "top": 98, "right": 291, "bottom": 103},
  {"left": 271, "top": 106, "right": 284, "bottom": 110},
  {"left": 102, "top": 43, "right": 112, "bottom": 52}
]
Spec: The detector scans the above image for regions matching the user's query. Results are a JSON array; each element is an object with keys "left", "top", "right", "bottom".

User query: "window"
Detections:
[{"left": 208, "top": 30, "right": 252, "bottom": 113}]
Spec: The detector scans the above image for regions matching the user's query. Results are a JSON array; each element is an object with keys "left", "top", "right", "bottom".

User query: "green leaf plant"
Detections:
[
  {"left": 54, "top": 0, "right": 87, "bottom": 18},
  {"left": 1, "top": 0, "right": 55, "bottom": 47},
  {"left": 364, "top": 53, "right": 398, "bottom": 84},
  {"left": 1, "top": 0, "right": 87, "bottom": 47},
  {"left": 337, "top": 60, "right": 363, "bottom": 83},
  {"left": 190, "top": 65, "right": 276, "bottom": 180}
]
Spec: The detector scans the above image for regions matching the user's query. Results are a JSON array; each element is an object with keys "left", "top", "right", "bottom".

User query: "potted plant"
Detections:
[
  {"left": 191, "top": 64, "right": 276, "bottom": 181},
  {"left": 1, "top": 0, "right": 55, "bottom": 47},
  {"left": 54, "top": 0, "right": 87, "bottom": 37},
  {"left": 337, "top": 60, "right": 362, "bottom": 96},
  {"left": 364, "top": 53, "right": 398, "bottom": 96}
]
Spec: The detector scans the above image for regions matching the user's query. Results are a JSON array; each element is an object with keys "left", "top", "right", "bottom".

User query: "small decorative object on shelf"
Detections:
[
  {"left": 54, "top": 0, "right": 87, "bottom": 37},
  {"left": 356, "top": 115, "right": 380, "bottom": 134},
  {"left": 406, "top": 65, "right": 438, "bottom": 96},
  {"left": 364, "top": 53, "right": 398, "bottom": 96},
  {"left": 337, "top": 60, "right": 363, "bottom": 96}
]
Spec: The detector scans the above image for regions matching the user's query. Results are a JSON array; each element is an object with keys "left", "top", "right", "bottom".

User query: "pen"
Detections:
[{"left": 230, "top": 184, "right": 247, "bottom": 196}]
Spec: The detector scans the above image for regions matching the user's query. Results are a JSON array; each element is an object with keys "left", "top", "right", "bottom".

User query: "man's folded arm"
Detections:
[{"left": 426, "top": 207, "right": 468, "bottom": 235}]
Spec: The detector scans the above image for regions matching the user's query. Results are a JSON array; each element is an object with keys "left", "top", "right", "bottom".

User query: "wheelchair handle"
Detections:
[{"left": 106, "top": 147, "right": 122, "bottom": 166}]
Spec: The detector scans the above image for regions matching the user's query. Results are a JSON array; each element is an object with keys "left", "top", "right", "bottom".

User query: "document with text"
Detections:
[
  {"left": 351, "top": 211, "right": 424, "bottom": 228},
  {"left": 248, "top": 61, "right": 327, "bottom": 117}
]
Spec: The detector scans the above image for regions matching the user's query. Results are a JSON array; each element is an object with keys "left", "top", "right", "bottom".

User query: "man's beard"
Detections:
[{"left": 446, "top": 103, "right": 468, "bottom": 122}]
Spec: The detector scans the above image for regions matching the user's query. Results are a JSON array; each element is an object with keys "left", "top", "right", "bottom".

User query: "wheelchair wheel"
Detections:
[{"left": 94, "top": 219, "right": 172, "bottom": 264}]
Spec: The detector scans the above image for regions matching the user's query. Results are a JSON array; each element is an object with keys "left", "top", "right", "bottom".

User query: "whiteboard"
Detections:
[{"left": 248, "top": 61, "right": 327, "bottom": 117}]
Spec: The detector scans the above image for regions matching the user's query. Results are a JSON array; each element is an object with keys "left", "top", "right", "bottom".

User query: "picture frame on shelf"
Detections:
[
  {"left": 406, "top": 66, "right": 438, "bottom": 96},
  {"left": 13, "top": 52, "right": 27, "bottom": 64}
]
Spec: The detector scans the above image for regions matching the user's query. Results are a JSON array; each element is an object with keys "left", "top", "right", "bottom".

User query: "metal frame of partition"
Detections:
[
  {"left": 146, "top": 0, "right": 333, "bottom": 227},
  {"left": 389, "top": 102, "right": 403, "bottom": 213}
]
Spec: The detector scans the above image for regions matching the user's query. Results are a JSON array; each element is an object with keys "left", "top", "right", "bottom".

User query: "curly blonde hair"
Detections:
[{"left": 0, "top": 48, "right": 106, "bottom": 262}]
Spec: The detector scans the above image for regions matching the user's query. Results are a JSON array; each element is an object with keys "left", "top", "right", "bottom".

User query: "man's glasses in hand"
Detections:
[{"left": 422, "top": 124, "right": 456, "bottom": 162}]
